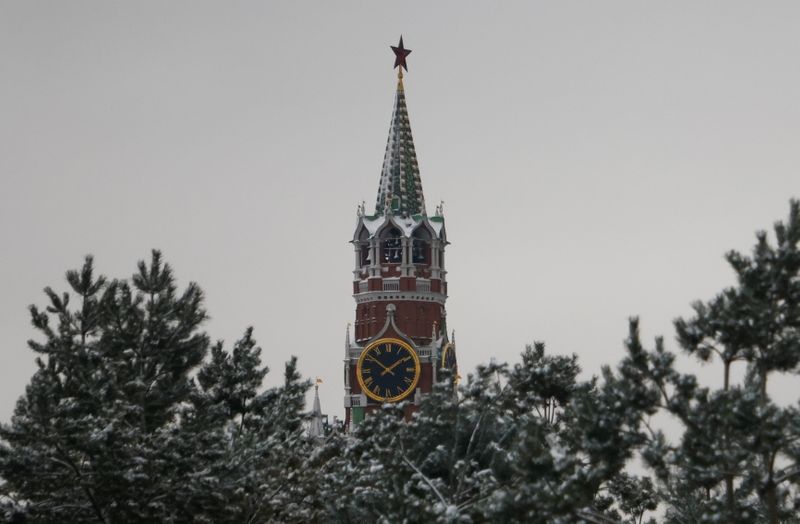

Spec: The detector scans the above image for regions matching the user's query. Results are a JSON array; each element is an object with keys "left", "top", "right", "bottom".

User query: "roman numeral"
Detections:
[
  {"left": 406, "top": 367, "right": 414, "bottom": 373},
  {"left": 404, "top": 377, "right": 412, "bottom": 385},
  {"left": 364, "top": 377, "right": 373, "bottom": 386},
  {"left": 362, "top": 368, "right": 371, "bottom": 374},
  {"left": 385, "top": 344, "right": 392, "bottom": 353}
]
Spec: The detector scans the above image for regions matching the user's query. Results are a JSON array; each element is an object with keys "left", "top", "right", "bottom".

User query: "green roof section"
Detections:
[{"left": 374, "top": 78, "right": 426, "bottom": 217}]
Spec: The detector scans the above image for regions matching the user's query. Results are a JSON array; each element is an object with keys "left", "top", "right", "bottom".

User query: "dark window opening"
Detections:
[
  {"left": 382, "top": 228, "right": 403, "bottom": 263},
  {"left": 412, "top": 229, "right": 431, "bottom": 264},
  {"left": 412, "top": 238, "right": 428, "bottom": 264}
]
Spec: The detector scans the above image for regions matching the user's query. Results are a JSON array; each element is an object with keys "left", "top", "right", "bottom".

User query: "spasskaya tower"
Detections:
[{"left": 344, "top": 37, "right": 457, "bottom": 429}]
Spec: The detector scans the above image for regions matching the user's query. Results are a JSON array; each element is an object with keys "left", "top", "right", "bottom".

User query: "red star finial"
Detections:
[{"left": 391, "top": 36, "right": 411, "bottom": 71}]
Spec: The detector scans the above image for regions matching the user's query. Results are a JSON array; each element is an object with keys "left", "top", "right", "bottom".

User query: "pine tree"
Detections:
[
  {"left": 606, "top": 473, "right": 658, "bottom": 524},
  {"left": 0, "top": 252, "right": 209, "bottom": 521},
  {"left": 623, "top": 199, "right": 800, "bottom": 523},
  {"left": 0, "top": 252, "right": 311, "bottom": 523},
  {"left": 302, "top": 348, "right": 659, "bottom": 523}
]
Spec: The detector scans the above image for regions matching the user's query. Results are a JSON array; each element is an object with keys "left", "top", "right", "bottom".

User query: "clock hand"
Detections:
[
  {"left": 366, "top": 356, "right": 394, "bottom": 375},
  {"left": 380, "top": 356, "right": 411, "bottom": 376}
]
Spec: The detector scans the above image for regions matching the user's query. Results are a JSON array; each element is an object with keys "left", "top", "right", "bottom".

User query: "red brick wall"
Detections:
[{"left": 354, "top": 300, "right": 442, "bottom": 343}]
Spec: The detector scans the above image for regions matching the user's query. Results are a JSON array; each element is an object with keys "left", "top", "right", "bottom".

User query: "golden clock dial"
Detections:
[{"left": 356, "top": 337, "right": 421, "bottom": 402}]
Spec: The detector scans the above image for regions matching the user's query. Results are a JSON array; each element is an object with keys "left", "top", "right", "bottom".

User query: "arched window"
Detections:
[
  {"left": 360, "top": 246, "right": 370, "bottom": 267},
  {"left": 412, "top": 229, "right": 431, "bottom": 264},
  {"left": 382, "top": 228, "right": 403, "bottom": 263},
  {"left": 358, "top": 229, "right": 370, "bottom": 267}
]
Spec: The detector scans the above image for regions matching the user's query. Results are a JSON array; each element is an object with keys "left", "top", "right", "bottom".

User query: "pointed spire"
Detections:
[
  {"left": 375, "top": 38, "right": 426, "bottom": 217},
  {"left": 309, "top": 378, "right": 324, "bottom": 439}
]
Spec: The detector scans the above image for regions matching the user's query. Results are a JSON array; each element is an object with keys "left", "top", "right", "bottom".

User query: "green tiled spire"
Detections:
[{"left": 375, "top": 74, "right": 426, "bottom": 217}]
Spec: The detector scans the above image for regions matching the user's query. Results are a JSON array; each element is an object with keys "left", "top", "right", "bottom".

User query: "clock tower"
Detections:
[{"left": 344, "top": 38, "right": 457, "bottom": 429}]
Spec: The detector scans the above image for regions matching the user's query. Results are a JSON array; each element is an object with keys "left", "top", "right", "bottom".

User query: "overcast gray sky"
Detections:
[{"left": 2, "top": 1, "right": 799, "bottom": 423}]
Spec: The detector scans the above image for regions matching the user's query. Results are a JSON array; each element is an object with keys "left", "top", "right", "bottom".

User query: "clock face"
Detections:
[
  {"left": 356, "top": 338, "right": 421, "bottom": 402},
  {"left": 441, "top": 343, "right": 459, "bottom": 382}
]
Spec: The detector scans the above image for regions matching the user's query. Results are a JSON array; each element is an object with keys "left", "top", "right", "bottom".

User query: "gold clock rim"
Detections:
[
  {"left": 440, "top": 342, "right": 454, "bottom": 368},
  {"left": 356, "top": 337, "right": 421, "bottom": 403},
  {"left": 440, "top": 342, "right": 459, "bottom": 384}
]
